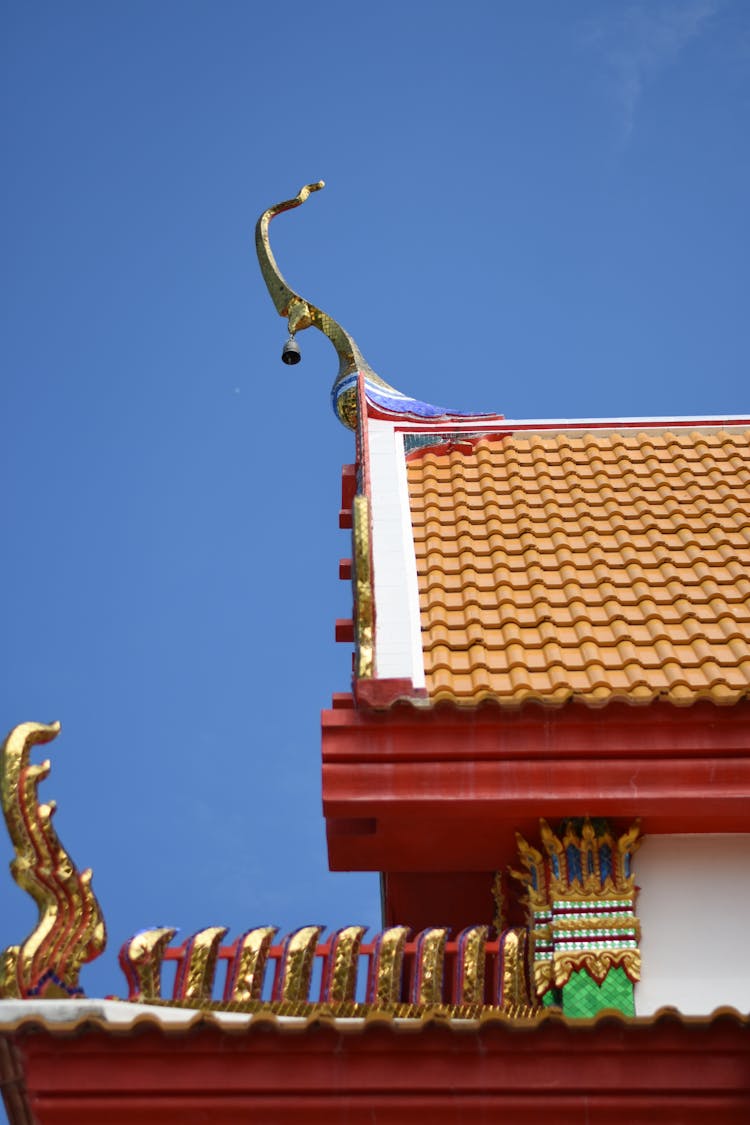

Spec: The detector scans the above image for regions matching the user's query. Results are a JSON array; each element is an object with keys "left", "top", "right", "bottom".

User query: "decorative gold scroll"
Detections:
[
  {"left": 554, "top": 948, "right": 641, "bottom": 989},
  {"left": 531, "top": 952, "right": 553, "bottom": 998},
  {"left": 279, "top": 926, "right": 323, "bottom": 1002},
  {"left": 370, "top": 926, "right": 409, "bottom": 1005},
  {"left": 500, "top": 928, "right": 531, "bottom": 1008},
  {"left": 326, "top": 926, "right": 366, "bottom": 1004},
  {"left": 178, "top": 926, "right": 228, "bottom": 1004},
  {"left": 255, "top": 182, "right": 399, "bottom": 428},
  {"left": 352, "top": 494, "right": 374, "bottom": 679},
  {"left": 117, "top": 920, "right": 540, "bottom": 1018},
  {"left": 0, "top": 721, "right": 106, "bottom": 998},
  {"left": 414, "top": 928, "right": 447, "bottom": 1004},
  {"left": 491, "top": 872, "right": 504, "bottom": 934},
  {"left": 457, "top": 926, "right": 488, "bottom": 1005},
  {"left": 228, "top": 926, "right": 277, "bottom": 1003},
  {"left": 510, "top": 832, "right": 548, "bottom": 913},
  {"left": 121, "top": 928, "right": 177, "bottom": 1001}
]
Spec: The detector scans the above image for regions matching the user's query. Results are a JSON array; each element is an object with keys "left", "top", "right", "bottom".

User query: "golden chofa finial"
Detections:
[{"left": 255, "top": 181, "right": 396, "bottom": 429}]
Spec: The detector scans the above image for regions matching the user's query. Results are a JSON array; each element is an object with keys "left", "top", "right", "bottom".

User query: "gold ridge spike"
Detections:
[
  {"left": 225, "top": 926, "right": 277, "bottom": 1003},
  {"left": 411, "top": 928, "right": 447, "bottom": 1005},
  {"left": 119, "top": 928, "right": 177, "bottom": 1002},
  {"left": 255, "top": 182, "right": 398, "bottom": 428},
  {"left": 274, "top": 925, "right": 324, "bottom": 1003},
  {"left": 174, "top": 926, "right": 228, "bottom": 1004},
  {"left": 455, "top": 925, "right": 488, "bottom": 1005},
  {"left": 367, "top": 926, "right": 410, "bottom": 1006},
  {"left": 497, "top": 928, "right": 532, "bottom": 1010},
  {"left": 322, "top": 925, "right": 367, "bottom": 1004},
  {"left": 0, "top": 721, "right": 106, "bottom": 998}
]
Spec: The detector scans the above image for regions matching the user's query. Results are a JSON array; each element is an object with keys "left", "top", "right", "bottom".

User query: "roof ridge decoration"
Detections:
[
  {"left": 0, "top": 722, "right": 106, "bottom": 999},
  {"left": 0, "top": 720, "right": 541, "bottom": 1018},
  {"left": 255, "top": 182, "right": 495, "bottom": 429},
  {"left": 118, "top": 922, "right": 538, "bottom": 1017}
]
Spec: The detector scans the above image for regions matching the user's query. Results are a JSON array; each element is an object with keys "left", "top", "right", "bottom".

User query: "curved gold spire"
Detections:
[{"left": 255, "top": 181, "right": 395, "bottom": 428}]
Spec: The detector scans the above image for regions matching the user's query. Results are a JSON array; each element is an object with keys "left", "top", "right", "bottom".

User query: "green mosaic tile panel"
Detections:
[{"left": 561, "top": 966, "right": 634, "bottom": 1018}]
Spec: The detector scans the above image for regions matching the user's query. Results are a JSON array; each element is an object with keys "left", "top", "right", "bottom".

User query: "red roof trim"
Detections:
[
  {"left": 394, "top": 416, "right": 750, "bottom": 434},
  {"left": 354, "top": 678, "right": 428, "bottom": 709},
  {"left": 323, "top": 698, "right": 750, "bottom": 870},
  {"left": 5, "top": 1011, "right": 749, "bottom": 1125}
]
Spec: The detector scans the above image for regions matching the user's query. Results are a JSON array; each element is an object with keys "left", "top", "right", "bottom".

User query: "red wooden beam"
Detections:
[
  {"left": 322, "top": 700, "right": 750, "bottom": 871},
  {"left": 5, "top": 1014, "right": 749, "bottom": 1125}
]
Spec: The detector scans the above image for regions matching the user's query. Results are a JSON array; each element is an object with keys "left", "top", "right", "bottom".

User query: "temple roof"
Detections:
[
  {"left": 253, "top": 186, "right": 750, "bottom": 714},
  {"left": 2, "top": 997, "right": 748, "bottom": 1033},
  {"left": 406, "top": 425, "right": 750, "bottom": 708}
]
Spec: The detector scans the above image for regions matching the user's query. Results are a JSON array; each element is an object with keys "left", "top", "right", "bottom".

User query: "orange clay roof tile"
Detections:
[{"left": 406, "top": 428, "right": 750, "bottom": 708}]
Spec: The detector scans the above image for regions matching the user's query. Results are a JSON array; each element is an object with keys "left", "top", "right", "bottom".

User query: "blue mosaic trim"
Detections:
[
  {"left": 333, "top": 372, "right": 483, "bottom": 423},
  {"left": 27, "top": 968, "right": 85, "bottom": 997}
]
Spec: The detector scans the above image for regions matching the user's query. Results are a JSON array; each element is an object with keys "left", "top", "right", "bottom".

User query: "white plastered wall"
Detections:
[
  {"left": 635, "top": 834, "right": 750, "bottom": 1015},
  {"left": 366, "top": 418, "right": 425, "bottom": 686}
]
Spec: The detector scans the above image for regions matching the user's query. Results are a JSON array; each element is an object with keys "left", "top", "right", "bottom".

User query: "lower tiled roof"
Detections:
[
  {"left": 407, "top": 428, "right": 750, "bottom": 707},
  {"left": 0, "top": 1000, "right": 748, "bottom": 1034}
]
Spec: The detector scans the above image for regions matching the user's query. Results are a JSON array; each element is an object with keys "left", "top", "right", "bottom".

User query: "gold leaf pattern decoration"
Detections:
[
  {"left": 0, "top": 721, "right": 106, "bottom": 998},
  {"left": 352, "top": 494, "right": 375, "bottom": 679}
]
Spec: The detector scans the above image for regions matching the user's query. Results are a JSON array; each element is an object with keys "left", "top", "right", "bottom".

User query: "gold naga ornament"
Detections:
[
  {"left": 255, "top": 181, "right": 425, "bottom": 430},
  {"left": 0, "top": 721, "right": 106, "bottom": 998},
  {"left": 256, "top": 182, "right": 483, "bottom": 680}
]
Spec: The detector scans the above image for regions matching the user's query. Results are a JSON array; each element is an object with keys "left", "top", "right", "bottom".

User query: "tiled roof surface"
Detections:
[
  {"left": 407, "top": 429, "right": 750, "bottom": 708},
  {"left": 1, "top": 1004, "right": 748, "bottom": 1035}
]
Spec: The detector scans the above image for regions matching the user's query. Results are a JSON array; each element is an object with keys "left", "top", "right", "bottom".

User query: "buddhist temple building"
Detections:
[{"left": 0, "top": 182, "right": 748, "bottom": 1122}]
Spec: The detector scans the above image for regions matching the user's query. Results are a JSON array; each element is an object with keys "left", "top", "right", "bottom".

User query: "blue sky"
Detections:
[{"left": 1, "top": 0, "right": 748, "bottom": 1011}]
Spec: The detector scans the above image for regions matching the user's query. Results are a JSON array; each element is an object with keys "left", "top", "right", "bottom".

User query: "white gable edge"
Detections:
[{"left": 366, "top": 416, "right": 425, "bottom": 688}]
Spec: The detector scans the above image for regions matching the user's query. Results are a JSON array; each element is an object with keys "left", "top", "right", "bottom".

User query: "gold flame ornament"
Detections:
[{"left": 0, "top": 721, "right": 106, "bottom": 998}]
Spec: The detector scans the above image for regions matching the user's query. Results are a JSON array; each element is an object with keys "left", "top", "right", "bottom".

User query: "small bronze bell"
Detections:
[{"left": 281, "top": 335, "right": 301, "bottom": 365}]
